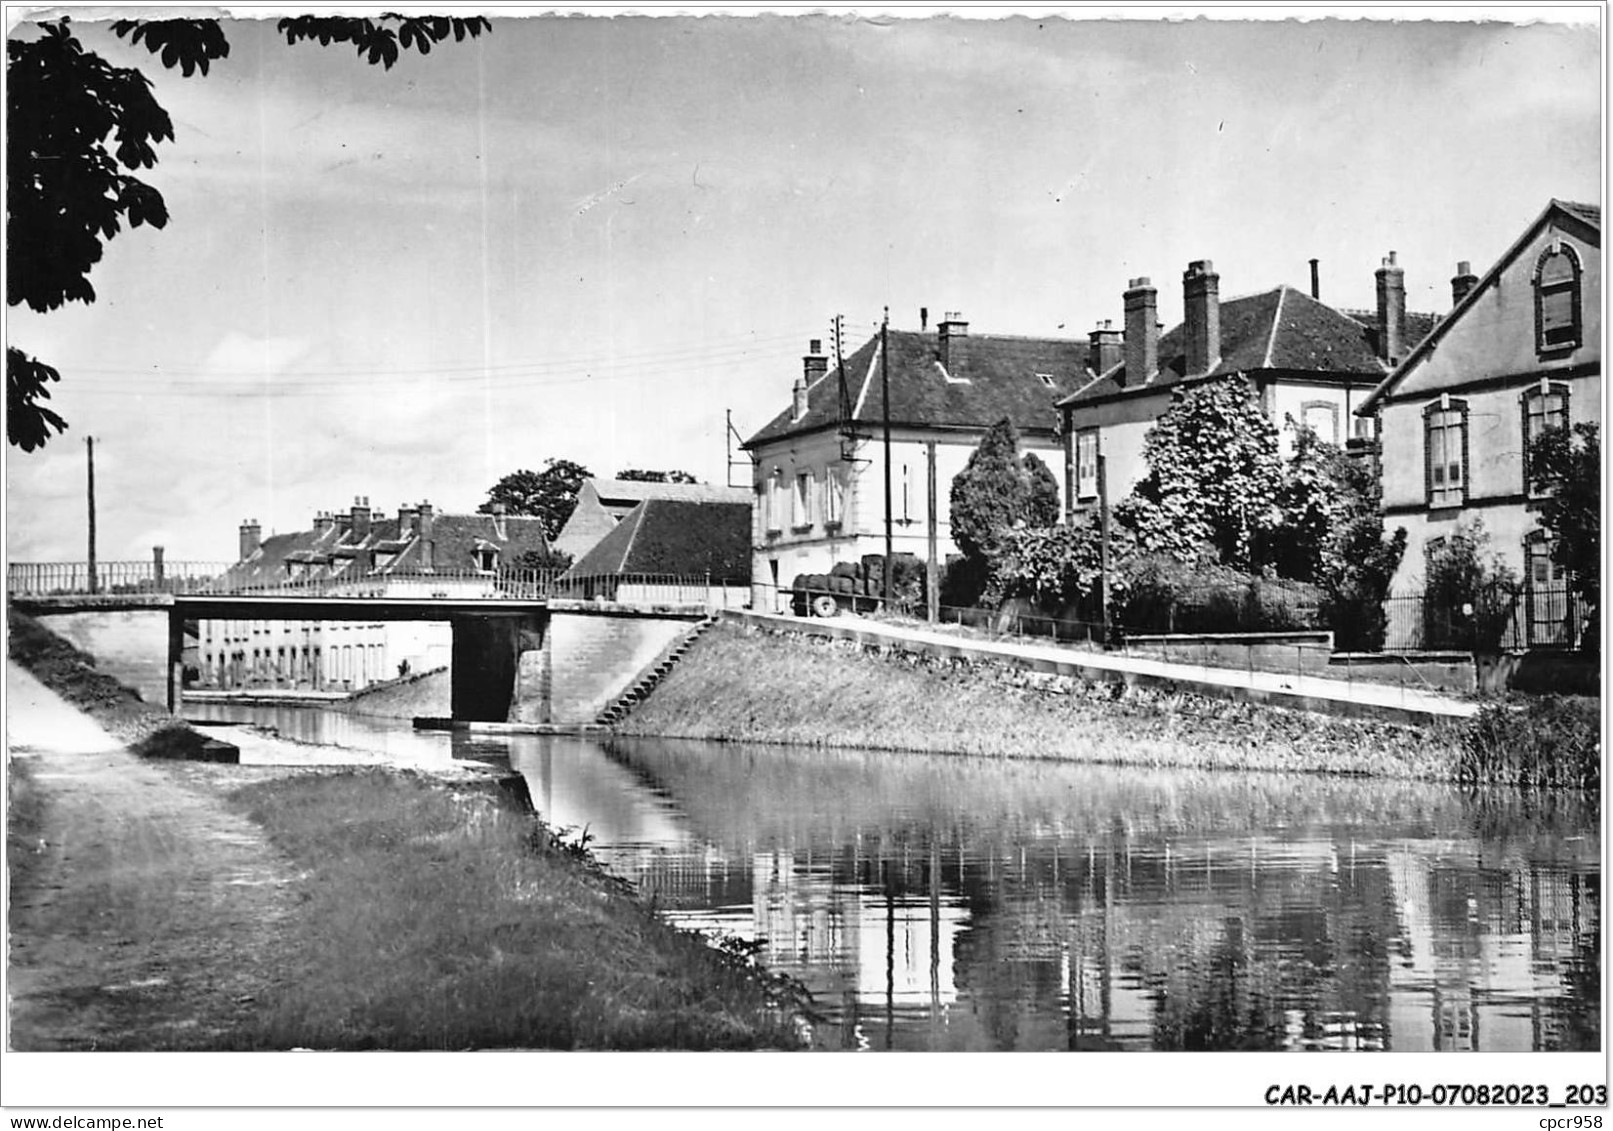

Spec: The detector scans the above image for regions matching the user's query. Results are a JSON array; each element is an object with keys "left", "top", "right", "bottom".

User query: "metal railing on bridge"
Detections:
[{"left": 6, "top": 561, "right": 743, "bottom": 609}]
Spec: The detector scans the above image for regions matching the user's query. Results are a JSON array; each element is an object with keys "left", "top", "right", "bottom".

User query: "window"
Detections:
[
  {"left": 825, "top": 470, "right": 845, "bottom": 527},
  {"left": 1035, "top": 372, "right": 1055, "bottom": 388},
  {"left": 1075, "top": 428, "right": 1100, "bottom": 501},
  {"left": 793, "top": 471, "right": 813, "bottom": 530},
  {"left": 1525, "top": 533, "right": 1573, "bottom": 646},
  {"left": 1423, "top": 398, "right": 1468, "bottom": 509},
  {"left": 475, "top": 548, "right": 498, "bottom": 572},
  {"left": 1301, "top": 400, "right": 1339, "bottom": 445},
  {"left": 765, "top": 470, "right": 783, "bottom": 534},
  {"left": 1522, "top": 380, "right": 1571, "bottom": 496},
  {"left": 1534, "top": 242, "right": 1583, "bottom": 353},
  {"left": 901, "top": 463, "right": 912, "bottom": 523}
]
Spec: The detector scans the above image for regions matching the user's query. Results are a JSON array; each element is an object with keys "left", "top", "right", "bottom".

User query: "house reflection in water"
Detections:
[{"left": 506, "top": 735, "right": 1599, "bottom": 1052}]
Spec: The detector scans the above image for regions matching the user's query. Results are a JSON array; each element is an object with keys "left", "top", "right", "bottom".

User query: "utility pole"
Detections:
[
  {"left": 725, "top": 409, "right": 749, "bottom": 489},
  {"left": 86, "top": 435, "right": 98, "bottom": 594},
  {"left": 1098, "top": 450, "right": 1111, "bottom": 647},
  {"left": 881, "top": 309, "right": 893, "bottom": 608},
  {"left": 926, "top": 438, "right": 939, "bottom": 622}
]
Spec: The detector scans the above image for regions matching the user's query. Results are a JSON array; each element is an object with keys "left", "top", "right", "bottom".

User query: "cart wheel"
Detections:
[{"left": 811, "top": 594, "right": 839, "bottom": 618}]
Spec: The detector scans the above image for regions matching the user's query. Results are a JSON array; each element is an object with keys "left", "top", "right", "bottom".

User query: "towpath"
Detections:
[
  {"left": 6, "top": 660, "right": 298, "bottom": 1049},
  {"left": 734, "top": 611, "right": 1479, "bottom": 724}
]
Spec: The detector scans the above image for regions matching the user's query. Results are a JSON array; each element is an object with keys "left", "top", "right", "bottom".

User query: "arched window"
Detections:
[
  {"left": 1534, "top": 241, "right": 1583, "bottom": 354},
  {"left": 1423, "top": 397, "right": 1468, "bottom": 509},
  {"left": 1521, "top": 379, "right": 1571, "bottom": 495}
]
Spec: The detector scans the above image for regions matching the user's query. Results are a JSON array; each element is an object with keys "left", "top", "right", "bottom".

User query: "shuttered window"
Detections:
[
  {"left": 1424, "top": 399, "right": 1468, "bottom": 509},
  {"left": 1522, "top": 382, "right": 1571, "bottom": 496},
  {"left": 1535, "top": 242, "right": 1583, "bottom": 353},
  {"left": 1075, "top": 429, "right": 1100, "bottom": 501}
]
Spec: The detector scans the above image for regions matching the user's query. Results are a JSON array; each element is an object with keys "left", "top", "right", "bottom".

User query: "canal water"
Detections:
[{"left": 187, "top": 703, "right": 1601, "bottom": 1052}]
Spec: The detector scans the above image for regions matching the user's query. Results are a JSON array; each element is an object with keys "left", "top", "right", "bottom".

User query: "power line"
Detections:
[{"left": 58, "top": 328, "right": 812, "bottom": 381}]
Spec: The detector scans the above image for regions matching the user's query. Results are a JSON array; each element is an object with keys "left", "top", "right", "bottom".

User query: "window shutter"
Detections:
[
  {"left": 1423, "top": 403, "right": 1434, "bottom": 504},
  {"left": 1459, "top": 402, "right": 1470, "bottom": 504},
  {"left": 1521, "top": 388, "right": 1532, "bottom": 494}
]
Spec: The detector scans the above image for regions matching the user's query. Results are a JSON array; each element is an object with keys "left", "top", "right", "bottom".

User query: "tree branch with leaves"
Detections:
[{"left": 7, "top": 15, "right": 490, "bottom": 449}]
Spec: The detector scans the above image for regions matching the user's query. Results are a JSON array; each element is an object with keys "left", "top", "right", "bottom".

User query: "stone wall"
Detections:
[{"left": 544, "top": 613, "right": 691, "bottom": 724}]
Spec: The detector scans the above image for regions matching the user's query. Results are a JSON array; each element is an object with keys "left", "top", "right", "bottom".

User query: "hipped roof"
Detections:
[
  {"left": 1058, "top": 285, "right": 1394, "bottom": 409},
  {"left": 746, "top": 328, "right": 1082, "bottom": 448}
]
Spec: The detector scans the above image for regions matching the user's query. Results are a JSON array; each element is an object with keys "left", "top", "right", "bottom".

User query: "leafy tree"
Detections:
[
  {"left": 480, "top": 459, "right": 593, "bottom": 540},
  {"left": 1422, "top": 519, "right": 1520, "bottom": 651},
  {"left": 950, "top": 417, "right": 1061, "bottom": 576},
  {"left": 1022, "top": 451, "right": 1061, "bottom": 528},
  {"left": 1527, "top": 421, "right": 1600, "bottom": 612},
  {"left": 7, "top": 15, "right": 491, "bottom": 449},
  {"left": 1270, "top": 424, "right": 1406, "bottom": 649},
  {"left": 1115, "top": 376, "right": 1285, "bottom": 571},
  {"left": 616, "top": 469, "right": 698, "bottom": 484}
]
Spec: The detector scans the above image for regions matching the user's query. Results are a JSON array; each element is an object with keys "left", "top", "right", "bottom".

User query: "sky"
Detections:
[{"left": 4, "top": 5, "right": 1602, "bottom": 564}]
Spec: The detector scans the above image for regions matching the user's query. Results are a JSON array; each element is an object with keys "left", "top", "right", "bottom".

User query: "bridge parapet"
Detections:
[{"left": 10, "top": 562, "right": 744, "bottom": 616}]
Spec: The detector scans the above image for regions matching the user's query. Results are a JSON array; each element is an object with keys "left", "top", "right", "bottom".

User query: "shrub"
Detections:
[
  {"left": 1457, "top": 697, "right": 1600, "bottom": 791},
  {"left": 1118, "top": 557, "right": 1322, "bottom": 634},
  {"left": 1422, "top": 519, "right": 1521, "bottom": 651}
]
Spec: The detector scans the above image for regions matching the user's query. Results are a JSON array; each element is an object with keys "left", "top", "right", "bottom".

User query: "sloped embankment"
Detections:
[
  {"left": 337, "top": 666, "right": 451, "bottom": 719},
  {"left": 613, "top": 619, "right": 1469, "bottom": 780}
]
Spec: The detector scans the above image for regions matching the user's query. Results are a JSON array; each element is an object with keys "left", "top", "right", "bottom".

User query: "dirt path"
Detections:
[{"left": 7, "top": 661, "right": 300, "bottom": 1050}]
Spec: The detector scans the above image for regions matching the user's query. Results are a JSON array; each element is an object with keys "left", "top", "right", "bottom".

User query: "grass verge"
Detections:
[
  {"left": 615, "top": 620, "right": 1596, "bottom": 785},
  {"left": 222, "top": 769, "right": 808, "bottom": 1049},
  {"left": 1458, "top": 696, "right": 1601, "bottom": 791}
]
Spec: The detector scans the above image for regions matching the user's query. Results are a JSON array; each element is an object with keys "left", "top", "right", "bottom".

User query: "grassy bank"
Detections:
[
  {"left": 9, "top": 607, "right": 209, "bottom": 758},
  {"left": 8, "top": 608, "right": 808, "bottom": 1049},
  {"left": 617, "top": 620, "right": 1596, "bottom": 785},
  {"left": 219, "top": 769, "right": 806, "bottom": 1049}
]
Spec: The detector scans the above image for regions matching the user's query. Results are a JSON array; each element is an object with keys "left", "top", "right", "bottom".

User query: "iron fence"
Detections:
[
  {"left": 6, "top": 560, "right": 237, "bottom": 597},
  {"left": 7, "top": 561, "right": 740, "bottom": 609},
  {"left": 1381, "top": 582, "right": 1587, "bottom": 653}
]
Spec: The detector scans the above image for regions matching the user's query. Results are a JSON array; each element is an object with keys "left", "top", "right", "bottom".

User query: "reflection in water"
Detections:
[
  {"left": 184, "top": 706, "right": 1600, "bottom": 1052},
  {"left": 514, "top": 736, "right": 1599, "bottom": 1053}
]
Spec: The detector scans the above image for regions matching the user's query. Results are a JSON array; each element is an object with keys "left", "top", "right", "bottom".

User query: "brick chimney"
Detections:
[
  {"left": 938, "top": 311, "right": 969, "bottom": 372},
  {"left": 239, "top": 518, "right": 261, "bottom": 562},
  {"left": 398, "top": 504, "right": 418, "bottom": 539},
  {"left": 491, "top": 501, "right": 508, "bottom": 541},
  {"left": 1375, "top": 251, "right": 1406, "bottom": 365},
  {"left": 1183, "top": 259, "right": 1221, "bottom": 376},
  {"left": 791, "top": 375, "right": 809, "bottom": 422},
  {"left": 1088, "top": 319, "right": 1123, "bottom": 374},
  {"left": 1122, "top": 277, "right": 1158, "bottom": 388},
  {"left": 314, "top": 510, "right": 334, "bottom": 537},
  {"left": 804, "top": 339, "right": 827, "bottom": 384},
  {"left": 152, "top": 545, "right": 165, "bottom": 587},
  {"left": 418, "top": 501, "right": 435, "bottom": 569},
  {"left": 350, "top": 495, "right": 372, "bottom": 542},
  {"left": 1450, "top": 260, "right": 1479, "bottom": 306}
]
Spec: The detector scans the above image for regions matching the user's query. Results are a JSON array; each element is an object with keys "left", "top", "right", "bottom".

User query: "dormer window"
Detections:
[
  {"left": 1534, "top": 241, "right": 1583, "bottom": 354},
  {"left": 475, "top": 548, "right": 498, "bottom": 572}
]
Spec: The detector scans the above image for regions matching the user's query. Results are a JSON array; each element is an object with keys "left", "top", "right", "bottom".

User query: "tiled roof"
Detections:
[
  {"left": 1344, "top": 309, "right": 1441, "bottom": 357},
  {"left": 746, "top": 329, "right": 1084, "bottom": 447},
  {"left": 387, "top": 514, "right": 549, "bottom": 573},
  {"left": 567, "top": 499, "right": 751, "bottom": 583},
  {"left": 1059, "top": 286, "right": 1389, "bottom": 408},
  {"left": 223, "top": 508, "right": 549, "bottom": 585},
  {"left": 1556, "top": 199, "right": 1601, "bottom": 229},
  {"left": 588, "top": 479, "right": 750, "bottom": 509}
]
